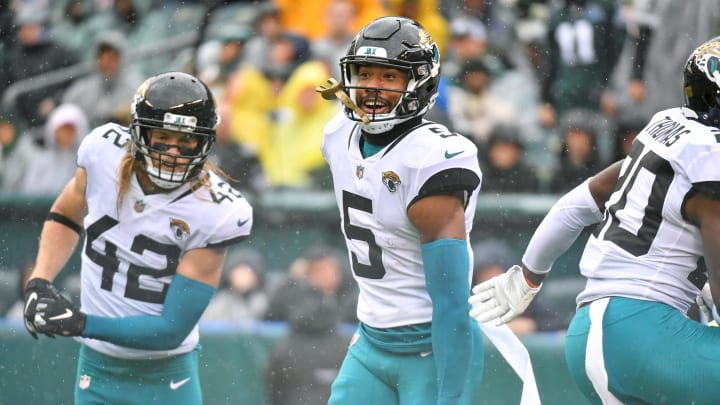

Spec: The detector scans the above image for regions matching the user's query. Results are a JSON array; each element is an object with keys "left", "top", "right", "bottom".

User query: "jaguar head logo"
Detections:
[
  {"left": 382, "top": 171, "right": 401, "bottom": 192},
  {"left": 169, "top": 218, "right": 190, "bottom": 241}
]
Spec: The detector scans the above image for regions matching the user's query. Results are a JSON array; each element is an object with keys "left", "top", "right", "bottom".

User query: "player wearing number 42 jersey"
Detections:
[
  {"left": 22, "top": 72, "right": 253, "bottom": 405},
  {"left": 470, "top": 36, "right": 720, "bottom": 404}
]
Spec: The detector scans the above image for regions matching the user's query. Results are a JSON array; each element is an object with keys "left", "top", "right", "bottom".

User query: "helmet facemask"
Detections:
[
  {"left": 129, "top": 72, "right": 219, "bottom": 189},
  {"left": 340, "top": 17, "right": 440, "bottom": 134}
]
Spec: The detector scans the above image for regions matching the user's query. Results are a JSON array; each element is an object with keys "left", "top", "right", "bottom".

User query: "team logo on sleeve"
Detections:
[
  {"left": 170, "top": 218, "right": 190, "bottom": 241},
  {"left": 382, "top": 171, "right": 401, "bottom": 192}
]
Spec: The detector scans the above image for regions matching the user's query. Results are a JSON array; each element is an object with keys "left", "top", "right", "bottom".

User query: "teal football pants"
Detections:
[
  {"left": 565, "top": 297, "right": 720, "bottom": 405},
  {"left": 328, "top": 322, "right": 483, "bottom": 405},
  {"left": 74, "top": 344, "right": 202, "bottom": 405}
]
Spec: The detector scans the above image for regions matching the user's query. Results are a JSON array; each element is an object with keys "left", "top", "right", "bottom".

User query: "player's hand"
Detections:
[
  {"left": 34, "top": 294, "right": 87, "bottom": 337},
  {"left": 23, "top": 278, "right": 64, "bottom": 339},
  {"left": 468, "top": 265, "right": 541, "bottom": 326}
]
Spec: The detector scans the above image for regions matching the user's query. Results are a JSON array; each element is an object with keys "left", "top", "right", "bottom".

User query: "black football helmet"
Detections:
[
  {"left": 683, "top": 36, "right": 720, "bottom": 126},
  {"left": 340, "top": 16, "right": 441, "bottom": 134},
  {"left": 129, "top": 71, "right": 219, "bottom": 189}
]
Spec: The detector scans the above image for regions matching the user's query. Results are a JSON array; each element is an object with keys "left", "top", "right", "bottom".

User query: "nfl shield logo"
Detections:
[
  {"left": 79, "top": 374, "right": 91, "bottom": 390},
  {"left": 133, "top": 199, "right": 145, "bottom": 213},
  {"left": 356, "top": 165, "right": 364, "bottom": 179}
]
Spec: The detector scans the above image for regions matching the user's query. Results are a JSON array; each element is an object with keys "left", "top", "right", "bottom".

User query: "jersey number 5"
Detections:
[{"left": 343, "top": 190, "right": 386, "bottom": 279}]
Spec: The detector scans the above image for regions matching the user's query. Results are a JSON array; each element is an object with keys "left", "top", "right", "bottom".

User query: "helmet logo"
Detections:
[
  {"left": 358, "top": 46, "right": 387, "bottom": 58},
  {"left": 382, "top": 171, "right": 401, "bottom": 192},
  {"left": 694, "top": 40, "right": 720, "bottom": 85},
  {"left": 163, "top": 112, "right": 198, "bottom": 133}
]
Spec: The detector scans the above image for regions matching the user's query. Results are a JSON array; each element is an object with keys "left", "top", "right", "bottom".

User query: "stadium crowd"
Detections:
[{"left": 1, "top": 0, "right": 719, "bottom": 402}]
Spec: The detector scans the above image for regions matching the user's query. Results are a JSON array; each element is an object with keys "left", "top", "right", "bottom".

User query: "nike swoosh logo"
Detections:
[
  {"left": 444, "top": 150, "right": 463, "bottom": 159},
  {"left": 237, "top": 218, "right": 249, "bottom": 227},
  {"left": 49, "top": 308, "right": 73, "bottom": 321},
  {"left": 420, "top": 350, "right": 433, "bottom": 357},
  {"left": 170, "top": 377, "right": 191, "bottom": 390},
  {"left": 25, "top": 292, "right": 38, "bottom": 313}
]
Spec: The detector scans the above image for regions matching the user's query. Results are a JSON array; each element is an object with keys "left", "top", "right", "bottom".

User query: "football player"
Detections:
[
  {"left": 470, "top": 36, "right": 720, "bottom": 404},
  {"left": 22, "top": 72, "right": 253, "bottom": 404},
  {"left": 321, "top": 16, "right": 483, "bottom": 404}
]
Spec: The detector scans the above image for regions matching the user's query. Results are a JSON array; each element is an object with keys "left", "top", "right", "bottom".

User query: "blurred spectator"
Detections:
[
  {"left": 548, "top": 109, "right": 604, "bottom": 193},
  {"left": 310, "top": 0, "right": 358, "bottom": 81},
  {"left": 62, "top": 30, "right": 143, "bottom": 128},
  {"left": 202, "top": 247, "right": 270, "bottom": 322},
  {"left": 208, "top": 101, "right": 267, "bottom": 197},
  {"left": 480, "top": 125, "right": 540, "bottom": 194},
  {"left": 0, "top": 110, "right": 26, "bottom": 189},
  {"left": 612, "top": 112, "right": 646, "bottom": 161},
  {"left": 84, "top": 0, "right": 151, "bottom": 41},
  {"left": 443, "top": 0, "right": 515, "bottom": 45},
  {"left": 608, "top": 0, "right": 720, "bottom": 120},
  {"left": 264, "top": 279, "right": 347, "bottom": 405},
  {"left": 274, "top": 0, "right": 385, "bottom": 41},
  {"left": 442, "top": 16, "right": 488, "bottom": 81},
  {"left": 264, "top": 60, "right": 339, "bottom": 189},
  {"left": 16, "top": 103, "right": 89, "bottom": 195},
  {"left": 1, "top": 3, "right": 81, "bottom": 127},
  {"left": 265, "top": 244, "right": 357, "bottom": 324},
  {"left": 536, "top": 0, "right": 626, "bottom": 129},
  {"left": 472, "top": 239, "right": 537, "bottom": 334},
  {"left": 197, "top": 24, "right": 251, "bottom": 99},
  {"left": 223, "top": 64, "right": 274, "bottom": 168},
  {"left": 242, "top": 3, "right": 286, "bottom": 73},
  {"left": 446, "top": 58, "right": 516, "bottom": 147},
  {"left": 386, "top": 0, "right": 450, "bottom": 56},
  {"left": 265, "top": 32, "right": 311, "bottom": 88},
  {"left": 50, "top": 0, "right": 99, "bottom": 59}
]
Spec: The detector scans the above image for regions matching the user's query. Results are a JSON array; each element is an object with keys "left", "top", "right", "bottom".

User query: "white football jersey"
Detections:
[
  {"left": 322, "top": 112, "right": 482, "bottom": 328},
  {"left": 75, "top": 123, "right": 253, "bottom": 359},
  {"left": 578, "top": 107, "right": 720, "bottom": 312}
]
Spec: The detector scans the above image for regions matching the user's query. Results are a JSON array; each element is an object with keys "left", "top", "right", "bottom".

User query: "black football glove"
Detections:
[
  {"left": 23, "top": 278, "right": 64, "bottom": 339},
  {"left": 34, "top": 295, "right": 86, "bottom": 337}
]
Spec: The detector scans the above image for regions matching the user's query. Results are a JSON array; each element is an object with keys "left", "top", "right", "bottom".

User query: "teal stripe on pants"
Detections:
[{"left": 565, "top": 297, "right": 720, "bottom": 405}]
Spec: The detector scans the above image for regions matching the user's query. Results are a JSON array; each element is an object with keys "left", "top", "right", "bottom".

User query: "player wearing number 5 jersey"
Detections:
[
  {"left": 22, "top": 72, "right": 253, "bottom": 405},
  {"left": 470, "top": 36, "right": 720, "bottom": 404},
  {"left": 321, "top": 17, "right": 483, "bottom": 405}
]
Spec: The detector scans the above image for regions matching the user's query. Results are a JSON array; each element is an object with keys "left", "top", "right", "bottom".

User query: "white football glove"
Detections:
[
  {"left": 468, "top": 265, "right": 541, "bottom": 326},
  {"left": 696, "top": 282, "right": 720, "bottom": 326}
]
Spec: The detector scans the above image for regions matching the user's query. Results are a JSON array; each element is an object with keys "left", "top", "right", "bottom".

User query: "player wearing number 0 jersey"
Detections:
[
  {"left": 470, "top": 36, "right": 720, "bottom": 404},
  {"left": 323, "top": 17, "right": 483, "bottom": 405},
  {"left": 22, "top": 72, "right": 252, "bottom": 405}
]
